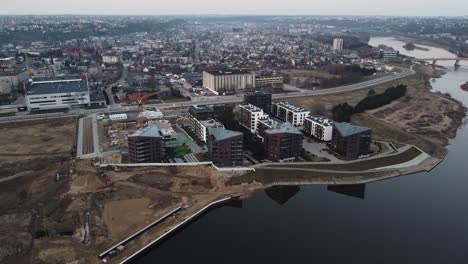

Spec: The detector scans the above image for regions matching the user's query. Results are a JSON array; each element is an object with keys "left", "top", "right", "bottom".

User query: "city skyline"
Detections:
[{"left": 1, "top": 0, "right": 468, "bottom": 17}]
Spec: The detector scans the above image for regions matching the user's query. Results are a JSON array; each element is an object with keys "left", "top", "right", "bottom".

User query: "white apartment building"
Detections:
[
  {"left": 239, "top": 104, "right": 269, "bottom": 134},
  {"left": 271, "top": 102, "right": 310, "bottom": 126},
  {"left": 188, "top": 116, "right": 224, "bottom": 143},
  {"left": 333, "top": 38, "right": 344, "bottom": 51},
  {"left": 26, "top": 78, "right": 91, "bottom": 111},
  {"left": 304, "top": 116, "right": 334, "bottom": 141}
]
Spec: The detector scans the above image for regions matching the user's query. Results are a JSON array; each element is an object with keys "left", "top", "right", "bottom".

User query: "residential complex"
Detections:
[
  {"left": 271, "top": 102, "right": 310, "bottom": 126},
  {"left": 25, "top": 78, "right": 91, "bottom": 111},
  {"left": 263, "top": 122, "right": 303, "bottom": 162},
  {"left": 188, "top": 105, "right": 224, "bottom": 142},
  {"left": 330, "top": 122, "right": 372, "bottom": 159},
  {"left": 255, "top": 76, "right": 284, "bottom": 88},
  {"left": 304, "top": 116, "right": 334, "bottom": 141},
  {"left": 128, "top": 125, "right": 165, "bottom": 163},
  {"left": 239, "top": 104, "right": 269, "bottom": 134},
  {"left": 243, "top": 90, "right": 272, "bottom": 114},
  {"left": 207, "top": 127, "right": 244, "bottom": 167},
  {"left": 203, "top": 70, "right": 255, "bottom": 95}
]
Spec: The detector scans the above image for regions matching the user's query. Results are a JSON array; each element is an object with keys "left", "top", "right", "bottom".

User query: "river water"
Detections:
[{"left": 135, "top": 37, "right": 468, "bottom": 264}]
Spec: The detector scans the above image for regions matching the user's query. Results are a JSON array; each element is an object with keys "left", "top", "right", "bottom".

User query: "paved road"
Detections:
[{"left": 0, "top": 66, "right": 414, "bottom": 124}]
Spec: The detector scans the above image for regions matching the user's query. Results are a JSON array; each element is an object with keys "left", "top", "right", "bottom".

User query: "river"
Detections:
[{"left": 135, "top": 37, "right": 468, "bottom": 264}]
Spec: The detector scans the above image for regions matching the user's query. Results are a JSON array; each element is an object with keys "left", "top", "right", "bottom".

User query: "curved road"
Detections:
[{"left": 0, "top": 66, "right": 414, "bottom": 124}]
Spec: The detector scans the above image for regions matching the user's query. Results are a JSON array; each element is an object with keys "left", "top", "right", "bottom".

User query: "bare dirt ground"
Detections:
[{"left": 0, "top": 118, "right": 77, "bottom": 178}]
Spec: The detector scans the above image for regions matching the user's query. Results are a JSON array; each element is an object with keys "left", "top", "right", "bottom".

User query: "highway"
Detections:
[{"left": 0, "top": 66, "right": 414, "bottom": 124}]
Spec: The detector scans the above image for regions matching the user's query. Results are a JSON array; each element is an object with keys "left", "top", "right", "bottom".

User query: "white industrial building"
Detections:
[
  {"left": 303, "top": 116, "right": 334, "bottom": 141},
  {"left": 271, "top": 102, "right": 310, "bottom": 126},
  {"left": 203, "top": 70, "right": 255, "bottom": 95},
  {"left": 26, "top": 78, "right": 91, "bottom": 111},
  {"left": 239, "top": 104, "right": 269, "bottom": 134}
]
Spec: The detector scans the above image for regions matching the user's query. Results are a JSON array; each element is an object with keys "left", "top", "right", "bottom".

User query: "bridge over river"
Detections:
[{"left": 415, "top": 57, "right": 468, "bottom": 66}]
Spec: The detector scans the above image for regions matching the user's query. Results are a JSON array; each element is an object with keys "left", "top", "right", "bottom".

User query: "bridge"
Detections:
[{"left": 415, "top": 57, "right": 468, "bottom": 66}]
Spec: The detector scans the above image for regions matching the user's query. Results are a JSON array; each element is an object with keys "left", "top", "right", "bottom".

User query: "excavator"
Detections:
[{"left": 136, "top": 89, "right": 162, "bottom": 128}]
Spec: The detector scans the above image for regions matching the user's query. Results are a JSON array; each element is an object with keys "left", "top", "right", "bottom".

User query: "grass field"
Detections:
[{"left": 269, "top": 147, "right": 422, "bottom": 171}]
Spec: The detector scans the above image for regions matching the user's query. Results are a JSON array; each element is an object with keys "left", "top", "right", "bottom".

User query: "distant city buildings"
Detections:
[
  {"left": 255, "top": 76, "right": 283, "bottom": 88},
  {"left": 207, "top": 127, "right": 244, "bottom": 167},
  {"left": 0, "top": 68, "right": 28, "bottom": 94},
  {"left": 243, "top": 91, "right": 272, "bottom": 114},
  {"left": 271, "top": 102, "right": 310, "bottom": 126},
  {"left": 203, "top": 70, "right": 255, "bottom": 95},
  {"left": 330, "top": 122, "right": 372, "bottom": 159},
  {"left": 333, "top": 38, "right": 344, "bottom": 51},
  {"left": 128, "top": 125, "right": 165, "bottom": 163},
  {"left": 380, "top": 50, "right": 400, "bottom": 60},
  {"left": 304, "top": 116, "right": 334, "bottom": 141},
  {"left": 102, "top": 51, "right": 120, "bottom": 64},
  {"left": 25, "top": 78, "right": 91, "bottom": 111}
]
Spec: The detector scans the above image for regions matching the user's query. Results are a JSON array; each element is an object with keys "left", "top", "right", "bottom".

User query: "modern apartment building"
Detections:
[
  {"left": 188, "top": 105, "right": 224, "bottom": 142},
  {"left": 271, "top": 101, "right": 310, "bottom": 126},
  {"left": 330, "top": 122, "right": 372, "bottom": 159},
  {"left": 203, "top": 69, "right": 255, "bottom": 95},
  {"left": 333, "top": 38, "right": 344, "bottom": 51},
  {"left": 255, "top": 76, "right": 283, "bottom": 88},
  {"left": 243, "top": 90, "right": 272, "bottom": 114},
  {"left": 128, "top": 125, "right": 164, "bottom": 163},
  {"left": 304, "top": 116, "right": 334, "bottom": 141},
  {"left": 239, "top": 104, "right": 269, "bottom": 134},
  {"left": 263, "top": 122, "right": 303, "bottom": 162},
  {"left": 207, "top": 127, "right": 244, "bottom": 167}
]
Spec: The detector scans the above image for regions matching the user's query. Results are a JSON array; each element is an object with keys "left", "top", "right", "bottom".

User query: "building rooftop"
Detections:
[
  {"left": 205, "top": 69, "right": 252, "bottom": 76},
  {"left": 306, "top": 116, "right": 334, "bottom": 127},
  {"left": 274, "top": 101, "right": 308, "bottom": 113},
  {"left": 27, "top": 79, "right": 88, "bottom": 95},
  {"left": 208, "top": 127, "right": 242, "bottom": 141},
  {"left": 258, "top": 117, "right": 277, "bottom": 128},
  {"left": 200, "top": 119, "right": 224, "bottom": 128},
  {"left": 333, "top": 122, "right": 370, "bottom": 137},
  {"left": 128, "top": 125, "right": 162, "bottom": 138},
  {"left": 190, "top": 104, "right": 213, "bottom": 113},
  {"left": 265, "top": 122, "right": 302, "bottom": 135},
  {"left": 240, "top": 104, "right": 264, "bottom": 112}
]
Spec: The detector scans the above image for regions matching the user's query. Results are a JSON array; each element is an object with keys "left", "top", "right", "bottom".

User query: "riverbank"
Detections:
[{"left": 462, "top": 81, "right": 468, "bottom": 92}]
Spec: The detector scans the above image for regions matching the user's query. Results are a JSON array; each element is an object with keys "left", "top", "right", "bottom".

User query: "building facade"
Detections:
[
  {"left": 207, "top": 127, "right": 244, "bottom": 167},
  {"left": 380, "top": 50, "right": 400, "bottom": 60},
  {"left": 0, "top": 68, "right": 28, "bottom": 94},
  {"left": 203, "top": 70, "right": 255, "bottom": 95},
  {"left": 188, "top": 105, "right": 224, "bottom": 142},
  {"left": 25, "top": 78, "right": 91, "bottom": 111},
  {"left": 330, "top": 122, "right": 372, "bottom": 159},
  {"left": 304, "top": 116, "right": 334, "bottom": 141},
  {"left": 333, "top": 38, "right": 344, "bottom": 51},
  {"left": 271, "top": 102, "right": 310, "bottom": 126},
  {"left": 255, "top": 76, "right": 283, "bottom": 88},
  {"left": 128, "top": 125, "right": 164, "bottom": 163},
  {"left": 263, "top": 122, "right": 303, "bottom": 162},
  {"left": 239, "top": 104, "right": 269, "bottom": 134},
  {"left": 189, "top": 105, "right": 214, "bottom": 120},
  {"left": 243, "top": 90, "right": 272, "bottom": 114}
]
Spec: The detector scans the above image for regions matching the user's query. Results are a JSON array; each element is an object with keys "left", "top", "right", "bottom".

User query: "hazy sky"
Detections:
[{"left": 2, "top": 0, "right": 467, "bottom": 16}]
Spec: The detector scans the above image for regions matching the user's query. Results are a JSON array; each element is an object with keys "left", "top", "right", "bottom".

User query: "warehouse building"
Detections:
[
  {"left": 25, "top": 78, "right": 90, "bottom": 111},
  {"left": 207, "top": 127, "right": 244, "bottom": 167},
  {"left": 128, "top": 125, "right": 164, "bottom": 163},
  {"left": 203, "top": 69, "right": 255, "bottom": 95}
]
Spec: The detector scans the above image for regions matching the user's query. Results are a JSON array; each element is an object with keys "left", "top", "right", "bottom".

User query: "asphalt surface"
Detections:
[{"left": 0, "top": 66, "right": 414, "bottom": 124}]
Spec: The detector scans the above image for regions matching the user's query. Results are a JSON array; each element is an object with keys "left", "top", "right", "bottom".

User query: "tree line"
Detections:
[{"left": 332, "top": 84, "right": 407, "bottom": 122}]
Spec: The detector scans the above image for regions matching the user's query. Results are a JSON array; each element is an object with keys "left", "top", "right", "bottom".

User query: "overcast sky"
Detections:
[{"left": 1, "top": 0, "right": 467, "bottom": 16}]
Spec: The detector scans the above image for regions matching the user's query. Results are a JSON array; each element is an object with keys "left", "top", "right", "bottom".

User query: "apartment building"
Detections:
[
  {"left": 207, "top": 127, "right": 244, "bottom": 167},
  {"left": 239, "top": 104, "right": 269, "bottom": 134},
  {"left": 128, "top": 125, "right": 164, "bottom": 163},
  {"left": 271, "top": 101, "right": 310, "bottom": 126},
  {"left": 303, "top": 116, "right": 334, "bottom": 141}
]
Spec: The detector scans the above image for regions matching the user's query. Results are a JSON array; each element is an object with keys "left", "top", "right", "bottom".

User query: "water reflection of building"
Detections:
[
  {"left": 265, "top": 185, "right": 300, "bottom": 205},
  {"left": 327, "top": 184, "right": 366, "bottom": 199}
]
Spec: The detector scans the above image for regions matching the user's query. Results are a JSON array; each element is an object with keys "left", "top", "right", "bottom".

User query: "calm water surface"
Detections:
[{"left": 135, "top": 37, "right": 468, "bottom": 264}]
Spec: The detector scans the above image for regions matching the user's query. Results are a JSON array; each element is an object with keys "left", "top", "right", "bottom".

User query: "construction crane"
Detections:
[{"left": 136, "top": 89, "right": 161, "bottom": 128}]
